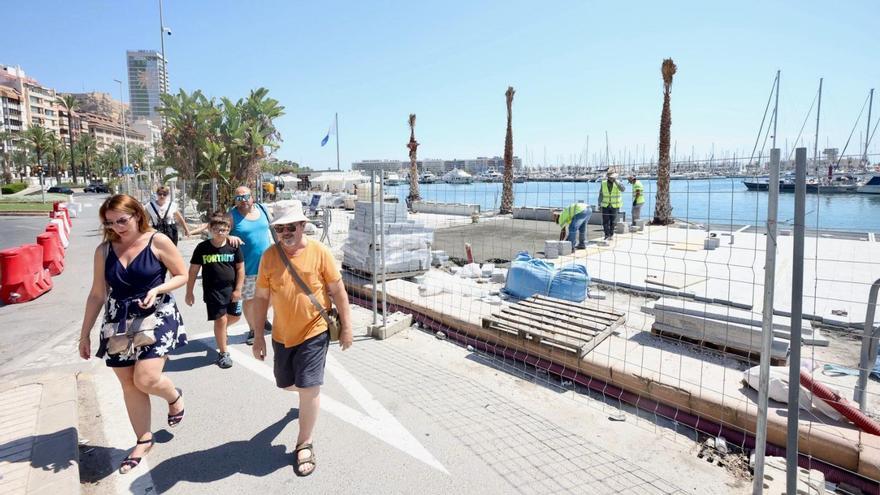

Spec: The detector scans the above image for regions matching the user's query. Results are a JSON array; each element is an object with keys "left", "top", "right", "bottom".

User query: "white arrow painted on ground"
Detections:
[{"left": 189, "top": 330, "right": 447, "bottom": 474}]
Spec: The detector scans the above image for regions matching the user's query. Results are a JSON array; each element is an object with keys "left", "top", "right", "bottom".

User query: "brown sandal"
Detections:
[{"left": 293, "top": 442, "right": 316, "bottom": 477}]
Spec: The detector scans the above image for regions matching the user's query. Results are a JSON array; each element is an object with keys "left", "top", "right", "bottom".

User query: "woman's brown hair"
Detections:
[{"left": 99, "top": 194, "right": 153, "bottom": 243}]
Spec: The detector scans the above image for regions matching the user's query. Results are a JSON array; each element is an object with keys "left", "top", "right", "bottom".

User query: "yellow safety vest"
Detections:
[
  {"left": 633, "top": 180, "right": 645, "bottom": 205},
  {"left": 557, "top": 202, "right": 588, "bottom": 227},
  {"left": 601, "top": 180, "right": 622, "bottom": 208}
]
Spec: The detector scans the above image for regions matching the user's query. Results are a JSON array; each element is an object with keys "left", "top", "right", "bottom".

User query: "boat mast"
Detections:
[
  {"left": 864, "top": 88, "right": 874, "bottom": 169},
  {"left": 813, "top": 78, "right": 823, "bottom": 176}
]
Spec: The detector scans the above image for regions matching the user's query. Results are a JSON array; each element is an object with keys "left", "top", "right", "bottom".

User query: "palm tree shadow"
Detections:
[{"left": 131, "top": 408, "right": 299, "bottom": 493}]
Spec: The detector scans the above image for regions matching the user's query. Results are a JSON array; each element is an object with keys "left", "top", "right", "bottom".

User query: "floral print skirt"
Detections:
[{"left": 97, "top": 293, "right": 187, "bottom": 367}]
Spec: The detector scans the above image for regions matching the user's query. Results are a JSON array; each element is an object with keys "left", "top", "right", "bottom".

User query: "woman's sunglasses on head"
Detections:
[
  {"left": 273, "top": 223, "right": 298, "bottom": 233},
  {"left": 103, "top": 216, "right": 132, "bottom": 228}
]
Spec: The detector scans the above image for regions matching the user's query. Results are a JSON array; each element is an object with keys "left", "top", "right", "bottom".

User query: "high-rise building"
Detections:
[{"left": 126, "top": 50, "right": 167, "bottom": 126}]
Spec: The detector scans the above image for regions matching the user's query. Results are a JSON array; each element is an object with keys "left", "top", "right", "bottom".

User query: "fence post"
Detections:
[
  {"left": 379, "top": 176, "right": 387, "bottom": 328},
  {"left": 856, "top": 280, "right": 880, "bottom": 409},
  {"left": 211, "top": 178, "right": 218, "bottom": 212},
  {"left": 786, "top": 147, "right": 807, "bottom": 493},
  {"left": 370, "top": 169, "right": 378, "bottom": 325},
  {"left": 752, "top": 148, "right": 780, "bottom": 494}
]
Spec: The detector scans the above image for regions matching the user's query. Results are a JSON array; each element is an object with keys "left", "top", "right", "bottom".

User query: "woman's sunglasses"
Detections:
[
  {"left": 273, "top": 223, "right": 298, "bottom": 233},
  {"left": 156, "top": 192, "right": 169, "bottom": 197},
  {"left": 234, "top": 194, "right": 251, "bottom": 202},
  {"left": 102, "top": 216, "right": 132, "bottom": 228}
]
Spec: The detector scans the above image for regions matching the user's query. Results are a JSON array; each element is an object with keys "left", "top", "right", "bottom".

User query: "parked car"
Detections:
[
  {"left": 84, "top": 183, "right": 110, "bottom": 193},
  {"left": 47, "top": 186, "right": 74, "bottom": 194}
]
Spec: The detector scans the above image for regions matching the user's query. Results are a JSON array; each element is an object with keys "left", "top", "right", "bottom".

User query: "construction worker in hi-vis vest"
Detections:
[{"left": 598, "top": 171, "right": 625, "bottom": 240}]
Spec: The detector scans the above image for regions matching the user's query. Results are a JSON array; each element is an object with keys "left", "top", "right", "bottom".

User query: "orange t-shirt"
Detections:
[{"left": 256, "top": 239, "right": 342, "bottom": 347}]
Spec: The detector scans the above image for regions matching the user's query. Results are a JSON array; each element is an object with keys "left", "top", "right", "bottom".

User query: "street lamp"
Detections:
[{"left": 113, "top": 79, "right": 129, "bottom": 175}]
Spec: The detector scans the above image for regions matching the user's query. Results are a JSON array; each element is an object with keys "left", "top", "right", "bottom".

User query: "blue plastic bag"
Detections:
[
  {"left": 548, "top": 264, "right": 590, "bottom": 302},
  {"left": 503, "top": 251, "right": 590, "bottom": 302},
  {"left": 503, "top": 252, "right": 555, "bottom": 300}
]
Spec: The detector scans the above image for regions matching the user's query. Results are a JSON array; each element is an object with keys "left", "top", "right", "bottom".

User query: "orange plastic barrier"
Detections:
[
  {"left": 0, "top": 244, "right": 53, "bottom": 304},
  {"left": 36, "top": 232, "right": 64, "bottom": 276}
]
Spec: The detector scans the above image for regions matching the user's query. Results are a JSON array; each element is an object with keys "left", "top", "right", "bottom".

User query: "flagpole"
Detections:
[{"left": 335, "top": 112, "right": 340, "bottom": 171}]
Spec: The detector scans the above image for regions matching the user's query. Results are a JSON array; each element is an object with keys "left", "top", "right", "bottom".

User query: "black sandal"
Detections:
[
  {"left": 119, "top": 436, "right": 154, "bottom": 474},
  {"left": 167, "top": 387, "right": 185, "bottom": 428},
  {"left": 293, "top": 442, "right": 316, "bottom": 477}
]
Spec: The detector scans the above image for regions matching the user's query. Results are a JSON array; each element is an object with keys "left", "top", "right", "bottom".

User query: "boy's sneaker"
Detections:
[
  {"left": 246, "top": 330, "right": 255, "bottom": 346},
  {"left": 216, "top": 352, "right": 233, "bottom": 369}
]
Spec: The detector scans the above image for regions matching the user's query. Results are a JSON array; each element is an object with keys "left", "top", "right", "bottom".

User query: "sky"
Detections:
[{"left": 3, "top": 0, "right": 879, "bottom": 170}]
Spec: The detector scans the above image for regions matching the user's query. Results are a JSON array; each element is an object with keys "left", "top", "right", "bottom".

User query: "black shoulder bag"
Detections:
[{"left": 151, "top": 196, "right": 179, "bottom": 245}]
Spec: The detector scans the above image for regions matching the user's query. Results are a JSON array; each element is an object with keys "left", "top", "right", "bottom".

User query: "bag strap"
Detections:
[{"left": 269, "top": 230, "right": 335, "bottom": 329}]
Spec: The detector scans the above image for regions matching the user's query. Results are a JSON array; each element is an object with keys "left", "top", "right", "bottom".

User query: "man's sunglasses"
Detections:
[
  {"left": 234, "top": 194, "right": 251, "bottom": 201},
  {"left": 273, "top": 223, "right": 298, "bottom": 233},
  {"left": 102, "top": 216, "right": 132, "bottom": 228}
]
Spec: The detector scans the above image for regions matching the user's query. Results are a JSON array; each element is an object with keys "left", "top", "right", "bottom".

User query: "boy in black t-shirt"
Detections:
[{"left": 185, "top": 213, "right": 244, "bottom": 368}]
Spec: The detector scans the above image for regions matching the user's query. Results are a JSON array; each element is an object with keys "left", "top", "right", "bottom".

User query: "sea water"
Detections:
[{"left": 387, "top": 179, "right": 880, "bottom": 232}]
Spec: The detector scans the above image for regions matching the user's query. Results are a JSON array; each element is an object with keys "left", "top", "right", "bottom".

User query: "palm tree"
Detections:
[
  {"left": 58, "top": 94, "right": 80, "bottom": 184},
  {"left": 22, "top": 126, "right": 52, "bottom": 179},
  {"left": 159, "top": 89, "right": 218, "bottom": 181},
  {"left": 653, "top": 58, "right": 677, "bottom": 225},
  {"left": 128, "top": 144, "right": 147, "bottom": 172},
  {"left": 406, "top": 114, "right": 420, "bottom": 208},
  {"left": 235, "top": 87, "right": 284, "bottom": 185},
  {"left": 97, "top": 147, "right": 120, "bottom": 184},
  {"left": 76, "top": 134, "right": 98, "bottom": 181},
  {"left": 500, "top": 86, "right": 515, "bottom": 214},
  {"left": 48, "top": 134, "right": 67, "bottom": 181},
  {"left": 198, "top": 140, "right": 233, "bottom": 207}
]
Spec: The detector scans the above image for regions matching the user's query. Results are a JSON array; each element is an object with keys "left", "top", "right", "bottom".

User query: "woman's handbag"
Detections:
[{"left": 106, "top": 312, "right": 159, "bottom": 356}]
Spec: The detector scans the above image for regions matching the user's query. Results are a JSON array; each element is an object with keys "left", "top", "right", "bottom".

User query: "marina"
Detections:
[{"left": 384, "top": 178, "right": 880, "bottom": 232}]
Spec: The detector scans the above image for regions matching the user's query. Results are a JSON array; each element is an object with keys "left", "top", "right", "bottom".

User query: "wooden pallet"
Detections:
[
  {"left": 342, "top": 265, "right": 428, "bottom": 281},
  {"left": 481, "top": 295, "right": 626, "bottom": 359}
]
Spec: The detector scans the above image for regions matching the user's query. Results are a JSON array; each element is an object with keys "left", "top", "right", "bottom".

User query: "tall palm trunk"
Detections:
[
  {"left": 67, "top": 113, "right": 77, "bottom": 184},
  {"left": 653, "top": 59, "right": 677, "bottom": 225},
  {"left": 500, "top": 86, "right": 515, "bottom": 214},
  {"left": 406, "top": 114, "right": 420, "bottom": 208}
]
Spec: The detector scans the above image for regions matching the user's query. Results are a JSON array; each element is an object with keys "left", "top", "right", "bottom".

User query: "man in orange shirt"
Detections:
[{"left": 251, "top": 201, "right": 353, "bottom": 477}]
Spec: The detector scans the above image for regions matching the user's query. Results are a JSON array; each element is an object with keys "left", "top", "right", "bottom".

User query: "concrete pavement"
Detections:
[{"left": 1, "top": 199, "right": 751, "bottom": 494}]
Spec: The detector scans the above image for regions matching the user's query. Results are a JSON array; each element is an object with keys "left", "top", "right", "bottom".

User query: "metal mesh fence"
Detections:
[
  {"left": 321, "top": 161, "right": 880, "bottom": 493},
  {"left": 115, "top": 159, "right": 880, "bottom": 492}
]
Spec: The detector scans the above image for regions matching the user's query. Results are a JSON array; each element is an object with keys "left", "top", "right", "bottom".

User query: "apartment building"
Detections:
[
  {"left": 0, "top": 65, "right": 60, "bottom": 137},
  {"left": 81, "top": 112, "right": 146, "bottom": 151}
]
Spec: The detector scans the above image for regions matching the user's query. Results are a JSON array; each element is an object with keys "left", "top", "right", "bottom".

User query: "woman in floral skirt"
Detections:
[{"left": 79, "top": 194, "right": 188, "bottom": 474}]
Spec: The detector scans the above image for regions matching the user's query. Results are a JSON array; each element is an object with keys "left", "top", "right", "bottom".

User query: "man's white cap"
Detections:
[{"left": 270, "top": 200, "right": 308, "bottom": 225}]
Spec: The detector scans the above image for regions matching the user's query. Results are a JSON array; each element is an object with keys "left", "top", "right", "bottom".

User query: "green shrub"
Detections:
[{"left": 1, "top": 183, "right": 27, "bottom": 194}]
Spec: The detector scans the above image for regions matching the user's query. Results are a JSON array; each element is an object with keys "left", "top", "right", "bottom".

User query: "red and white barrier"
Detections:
[
  {"left": 0, "top": 244, "right": 53, "bottom": 304},
  {"left": 36, "top": 232, "right": 64, "bottom": 276},
  {"left": 46, "top": 221, "right": 69, "bottom": 249}
]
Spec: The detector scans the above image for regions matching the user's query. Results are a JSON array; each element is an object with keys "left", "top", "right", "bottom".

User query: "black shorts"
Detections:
[
  {"left": 272, "top": 331, "right": 330, "bottom": 389},
  {"left": 206, "top": 300, "right": 242, "bottom": 321}
]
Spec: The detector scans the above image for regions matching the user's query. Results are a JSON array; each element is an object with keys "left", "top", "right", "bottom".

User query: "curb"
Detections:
[
  {"left": 0, "top": 372, "right": 80, "bottom": 495},
  {"left": 0, "top": 212, "right": 53, "bottom": 217}
]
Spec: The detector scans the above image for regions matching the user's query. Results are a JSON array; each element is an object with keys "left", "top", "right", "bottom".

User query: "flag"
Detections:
[{"left": 321, "top": 118, "right": 336, "bottom": 147}]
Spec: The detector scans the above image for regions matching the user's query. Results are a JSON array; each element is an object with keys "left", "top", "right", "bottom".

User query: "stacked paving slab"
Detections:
[{"left": 343, "top": 201, "right": 433, "bottom": 275}]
